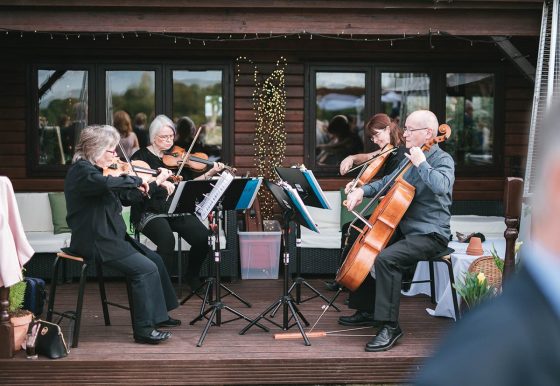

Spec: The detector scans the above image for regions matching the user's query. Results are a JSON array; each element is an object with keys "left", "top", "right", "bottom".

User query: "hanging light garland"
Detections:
[
  {"left": 236, "top": 56, "right": 287, "bottom": 220},
  {"left": 0, "top": 28, "right": 512, "bottom": 48}
]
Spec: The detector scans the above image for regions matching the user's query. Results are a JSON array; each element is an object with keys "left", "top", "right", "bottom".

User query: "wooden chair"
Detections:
[{"left": 46, "top": 251, "right": 134, "bottom": 348}]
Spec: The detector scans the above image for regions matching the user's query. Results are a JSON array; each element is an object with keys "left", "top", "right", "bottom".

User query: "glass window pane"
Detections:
[
  {"left": 105, "top": 71, "right": 156, "bottom": 155},
  {"left": 381, "top": 72, "right": 430, "bottom": 126},
  {"left": 445, "top": 73, "right": 495, "bottom": 167},
  {"left": 172, "top": 70, "right": 223, "bottom": 161},
  {"left": 38, "top": 69, "right": 88, "bottom": 165},
  {"left": 315, "top": 72, "right": 365, "bottom": 166}
]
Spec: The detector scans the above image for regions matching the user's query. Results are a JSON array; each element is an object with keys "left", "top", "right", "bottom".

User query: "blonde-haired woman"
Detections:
[{"left": 65, "top": 124, "right": 180, "bottom": 344}]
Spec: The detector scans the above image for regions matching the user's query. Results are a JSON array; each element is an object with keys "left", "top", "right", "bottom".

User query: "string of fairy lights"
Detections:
[
  {"left": 0, "top": 28, "right": 511, "bottom": 48},
  {"left": 235, "top": 56, "right": 287, "bottom": 220}
]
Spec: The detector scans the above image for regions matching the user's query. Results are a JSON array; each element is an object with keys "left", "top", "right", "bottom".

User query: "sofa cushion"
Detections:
[
  {"left": 300, "top": 191, "right": 341, "bottom": 249},
  {"left": 25, "top": 232, "right": 71, "bottom": 253},
  {"left": 48, "top": 192, "right": 71, "bottom": 234},
  {"left": 450, "top": 215, "right": 506, "bottom": 240},
  {"left": 15, "top": 193, "right": 54, "bottom": 232}
]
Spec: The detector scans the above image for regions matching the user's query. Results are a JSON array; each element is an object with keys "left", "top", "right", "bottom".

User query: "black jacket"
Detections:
[{"left": 64, "top": 159, "right": 149, "bottom": 263}]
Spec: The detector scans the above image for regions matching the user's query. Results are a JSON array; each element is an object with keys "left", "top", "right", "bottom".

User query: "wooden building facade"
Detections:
[{"left": 0, "top": 1, "right": 542, "bottom": 200}]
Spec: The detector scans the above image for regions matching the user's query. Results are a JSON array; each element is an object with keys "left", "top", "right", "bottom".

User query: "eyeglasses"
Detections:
[
  {"left": 157, "top": 134, "right": 175, "bottom": 141},
  {"left": 403, "top": 127, "right": 429, "bottom": 133},
  {"left": 106, "top": 149, "right": 117, "bottom": 155}
]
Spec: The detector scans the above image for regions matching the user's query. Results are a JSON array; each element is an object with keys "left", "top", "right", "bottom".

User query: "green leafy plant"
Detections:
[
  {"left": 8, "top": 280, "right": 27, "bottom": 315},
  {"left": 490, "top": 241, "right": 523, "bottom": 273},
  {"left": 453, "top": 271, "right": 496, "bottom": 310}
]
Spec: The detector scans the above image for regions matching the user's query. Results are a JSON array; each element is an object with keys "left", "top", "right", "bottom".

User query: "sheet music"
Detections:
[
  {"left": 235, "top": 177, "right": 263, "bottom": 210},
  {"left": 280, "top": 181, "right": 319, "bottom": 233},
  {"left": 168, "top": 181, "right": 187, "bottom": 214},
  {"left": 300, "top": 165, "right": 331, "bottom": 210},
  {"left": 195, "top": 171, "right": 234, "bottom": 221}
]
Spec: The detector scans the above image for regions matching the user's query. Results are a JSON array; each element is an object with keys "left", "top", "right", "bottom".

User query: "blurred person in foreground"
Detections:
[{"left": 415, "top": 108, "right": 560, "bottom": 385}]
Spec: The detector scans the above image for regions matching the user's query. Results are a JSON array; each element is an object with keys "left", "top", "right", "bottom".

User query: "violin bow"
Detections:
[
  {"left": 176, "top": 125, "right": 204, "bottom": 177},
  {"left": 118, "top": 142, "right": 151, "bottom": 198},
  {"left": 345, "top": 145, "right": 396, "bottom": 175}
]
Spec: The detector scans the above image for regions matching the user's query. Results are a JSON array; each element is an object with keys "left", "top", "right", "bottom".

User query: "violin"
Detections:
[
  {"left": 162, "top": 146, "right": 212, "bottom": 171},
  {"left": 347, "top": 144, "right": 395, "bottom": 192},
  {"left": 336, "top": 124, "right": 451, "bottom": 291},
  {"left": 104, "top": 158, "right": 182, "bottom": 184}
]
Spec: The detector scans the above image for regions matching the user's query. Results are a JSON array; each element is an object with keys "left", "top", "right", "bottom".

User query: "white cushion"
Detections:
[
  {"left": 15, "top": 193, "right": 54, "bottom": 232},
  {"left": 25, "top": 232, "right": 70, "bottom": 253},
  {"left": 300, "top": 191, "right": 341, "bottom": 249},
  {"left": 450, "top": 215, "right": 506, "bottom": 240}
]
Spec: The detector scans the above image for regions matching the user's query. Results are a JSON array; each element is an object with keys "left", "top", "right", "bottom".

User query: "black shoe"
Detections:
[
  {"left": 133, "top": 329, "right": 171, "bottom": 345},
  {"left": 365, "top": 323, "right": 403, "bottom": 352},
  {"left": 338, "top": 310, "right": 378, "bottom": 327},
  {"left": 324, "top": 280, "right": 341, "bottom": 291},
  {"left": 156, "top": 317, "right": 182, "bottom": 327}
]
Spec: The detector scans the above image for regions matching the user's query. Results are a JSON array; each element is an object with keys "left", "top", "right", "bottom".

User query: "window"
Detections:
[
  {"left": 308, "top": 68, "right": 369, "bottom": 174},
  {"left": 445, "top": 73, "right": 495, "bottom": 168},
  {"left": 30, "top": 63, "right": 231, "bottom": 177},
  {"left": 380, "top": 72, "right": 430, "bottom": 126},
  {"left": 172, "top": 70, "right": 224, "bottom": 161}
]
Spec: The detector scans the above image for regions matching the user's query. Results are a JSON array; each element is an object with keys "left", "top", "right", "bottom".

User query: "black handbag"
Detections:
[{"left": 29, "top": 319, "right": 69, "bottom": 359}]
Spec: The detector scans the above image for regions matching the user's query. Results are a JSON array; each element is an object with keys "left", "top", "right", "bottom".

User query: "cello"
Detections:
[{"left": 336, "top": 124, "right": 451, "bottom": 291}]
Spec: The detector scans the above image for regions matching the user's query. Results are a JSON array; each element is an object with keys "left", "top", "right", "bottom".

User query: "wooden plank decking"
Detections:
[{"left": 0, "top": 278, "right": 453, "bottom": 385}]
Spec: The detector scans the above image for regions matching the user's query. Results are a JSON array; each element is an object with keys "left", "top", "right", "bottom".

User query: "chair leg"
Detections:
[
  {"left": 46, "top": 255, "right": 62, "bottom": 322},
  {"left": 428, "top": 260, "right": 436, "bottom": 304},
  {"left": 72, "top": 262, "right": 88, "bottom": 348},
  {"left": 96, "top": 261, "right": 111, "bottom": 326},
  {"left": 444, "top": 259, "right": 461, "bottom": 320}
]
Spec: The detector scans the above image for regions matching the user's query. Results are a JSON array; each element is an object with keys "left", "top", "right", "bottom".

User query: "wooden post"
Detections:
[
  {"left": 0, "top": 286, "right": 14, "bottom": 358},
  {"left": 503, "top": 177, "right": 523, "bottom": 282}
]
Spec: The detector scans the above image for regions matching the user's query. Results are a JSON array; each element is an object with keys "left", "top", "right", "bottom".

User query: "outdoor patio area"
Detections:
[{"left": 2, "top": 278, "right": 452, "bottom": 385}]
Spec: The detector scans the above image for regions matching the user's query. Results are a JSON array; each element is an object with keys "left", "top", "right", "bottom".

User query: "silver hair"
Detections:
[
  {"left": 72, "top": 125, "right": 120, "bottom": 164},
  {"left": 149, "top": 114, "right": 176, "bottom": 143}
]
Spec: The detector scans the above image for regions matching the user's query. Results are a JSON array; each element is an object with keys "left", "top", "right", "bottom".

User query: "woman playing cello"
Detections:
[
  {"left": 338, "top": 110, "right": 454, "bottom": 353},
  {"left": 131, "top": 115, "right": 226, "bottom": 292},
  {"left": 324, "top": 113, "right": 407, "bottom": 291}
]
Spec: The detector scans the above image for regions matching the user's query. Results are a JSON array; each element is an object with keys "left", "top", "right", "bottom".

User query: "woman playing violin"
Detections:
[
  {"left": 131, "top": 115, "right": 225, "bottom": 292},
  {"left": 64, "top": 125, "right": 180, "bottom": 345},
  {"left": 339, "top": 110, "right": 454, "bottom": 353},
  {"left": 325, "top": 114, "right": 406, "bottom": 292}
]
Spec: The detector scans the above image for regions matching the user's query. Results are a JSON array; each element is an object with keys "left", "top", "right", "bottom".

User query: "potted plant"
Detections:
[
  {"left": 8, "top": 279, "right": 32, "bottom": 351},
  {"left": 453, "top": 271, "right": 497, "bottom": 314}
]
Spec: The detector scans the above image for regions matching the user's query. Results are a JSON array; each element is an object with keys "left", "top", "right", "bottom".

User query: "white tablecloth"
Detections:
[{"left": 403, "top": 238, "right": 506, "bottom": 320}]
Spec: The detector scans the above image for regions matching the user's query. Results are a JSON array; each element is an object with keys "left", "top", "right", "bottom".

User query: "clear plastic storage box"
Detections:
[{"left": 238, "top": 220, "right": 282, "bottom": 279}]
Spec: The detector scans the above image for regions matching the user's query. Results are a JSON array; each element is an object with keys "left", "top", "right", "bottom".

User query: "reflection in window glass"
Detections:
[
  {"left": 172, "top": 70, "right": 223, "bottom": 161},
  {"left": 381, "top": 72, "right": 430, "bottom": 127},
  {"left": 445, "top": 73, "right": 494, "bottom": 167},
  {"left": 38, "top": 70, "right": 88, "bottom": 165},
  {"left": 315, "top": 72, "right": 365, "bottom": 166},
  {"left": 105, "top": 71, "right": 156, "bottom": 152}
]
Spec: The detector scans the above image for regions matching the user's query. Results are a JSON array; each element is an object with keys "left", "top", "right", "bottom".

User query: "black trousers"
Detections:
[
  {"left": 103, "top": 243, "right": 179, "bottom": 331},
  {"left": 348, "top": 232, "right": 448, "bottom": 322},
  {"left": 142, "top": 214, "right": 209, "bottom": 279}
]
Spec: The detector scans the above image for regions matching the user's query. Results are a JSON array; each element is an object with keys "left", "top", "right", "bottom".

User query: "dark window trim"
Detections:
[
  {"left": 28, "top": 64, "right": 95, "bottom": 178},
  {"left": 28, "top": 60, "right": 233, "bottom": 178},
  {"left": 305, "top": 64, "right": 372, "bottom": 177},
  {"left": 305, "top": 62, "right": 505, "bottom": 178}
]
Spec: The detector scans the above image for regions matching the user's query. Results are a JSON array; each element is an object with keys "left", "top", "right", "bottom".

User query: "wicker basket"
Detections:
[{"left": 468, "top": 255, "right": 503, "bottom": 289}]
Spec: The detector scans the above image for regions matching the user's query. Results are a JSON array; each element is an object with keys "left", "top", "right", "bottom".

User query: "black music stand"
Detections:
[
  {"left": 175, "top": 177, "right": 268, "bottom": 346},
  {"left": 274, "top": 167, "right": 339, "bottom": 311},
  {"left": 239, "top": 180, "right": 319, "bottom": 346},
  {"left": 171, "top": 179, "right": 250, "bottom": 312}
]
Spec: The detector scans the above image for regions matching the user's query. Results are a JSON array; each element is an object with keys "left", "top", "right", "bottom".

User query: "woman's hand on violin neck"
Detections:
[
  {"left": 210, "top": 162, "right": 225, "bottom": 174},
  {"left": 405, "top": 146, "right": 426, "bottom": 167},
  {"left": 345, "top": 188, "right": 364, "bottom": 211},
  {"left": 339, "top": 156, "right": 355, "bottom": 175}
]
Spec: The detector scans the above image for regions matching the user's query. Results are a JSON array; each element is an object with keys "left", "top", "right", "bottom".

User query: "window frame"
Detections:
[{"left": 28, "top": 61, "right": 233, "bottom": 177}]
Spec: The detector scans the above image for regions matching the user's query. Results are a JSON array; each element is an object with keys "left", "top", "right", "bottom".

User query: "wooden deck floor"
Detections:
[{"left": 1, "top": 278, "right": 453, "bottom": 385}]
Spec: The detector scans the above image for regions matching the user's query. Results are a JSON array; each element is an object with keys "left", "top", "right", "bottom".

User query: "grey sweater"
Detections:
[{"left": 361, "top": 144, "right": 454, "bottom": 240}]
